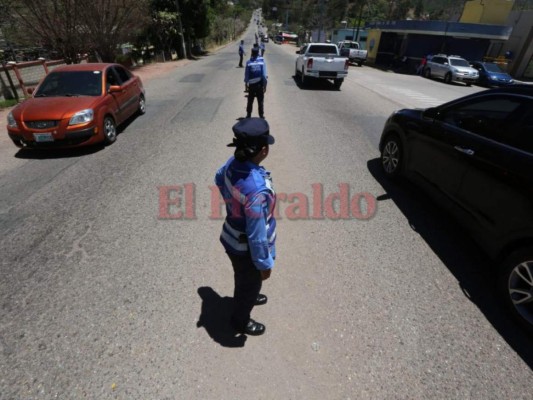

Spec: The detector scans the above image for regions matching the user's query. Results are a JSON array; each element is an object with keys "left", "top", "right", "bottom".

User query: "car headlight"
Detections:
[
  {"left": 7, "top": 111, "right": 18, "bottom": 128},
  {"left": 69, "top": 109, "right": 94, "bottom": 126}
]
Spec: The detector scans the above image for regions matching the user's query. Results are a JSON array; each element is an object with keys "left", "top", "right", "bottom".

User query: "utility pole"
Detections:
[
  {"left": 318, "top": 0, "right": 324, "bottom": 42},
  {"left": 355, "top": 2, "right": 365, "bottom": 42},
  {"left": 174, "top": 0, "right": 187, "bottom": 59}
]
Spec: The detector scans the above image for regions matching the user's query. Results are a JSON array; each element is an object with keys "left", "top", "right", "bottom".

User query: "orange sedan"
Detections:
[{"left": 7, "top": 63, "right": 145, "bottom": 149}]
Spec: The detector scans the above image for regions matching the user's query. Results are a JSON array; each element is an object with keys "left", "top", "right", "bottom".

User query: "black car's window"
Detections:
[
  {"left": 512, "top": 102, "right": 533, "bottom": 154},
  {"left": 439, "top": 97, "right": 525, "bottom": 143},
  {"left": 114, "top": 66, "right": 131, "bottom": 84},
  {"left": 35, "top": 71, "right": 102, "bottom": 97}
]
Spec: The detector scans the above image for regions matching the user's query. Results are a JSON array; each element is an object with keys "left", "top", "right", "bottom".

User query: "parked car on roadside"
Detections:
[
  {"left": 379, "top": 85, "right": 533, "bottom": 333},
  {"left": 423, "top": 54, "right": 479, "bottom": 86},
  {"left": 471, "top": 61, "right": 514, "bottom": 87},
  {"left": 7, "top": 63, "right": 145, "bottom": 149}
]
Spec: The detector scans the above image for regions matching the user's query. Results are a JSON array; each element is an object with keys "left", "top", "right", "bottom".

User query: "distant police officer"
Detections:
[
  {"left": 245, "top": 47, "right": 267, "bottom": 119},
  {"left": 238, "top": 40, "right": 245, "bottom": 67},
  {"left": 259, "top": 41, "right": 266, "bottom": 57},
  {"left": 215, "top": 118, "right": 277, "bottom": 336}
]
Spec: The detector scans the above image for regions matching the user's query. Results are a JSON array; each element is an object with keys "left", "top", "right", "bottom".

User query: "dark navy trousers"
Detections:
[{"left": 227, "top": 252, "right": 262, "bottom": 331}]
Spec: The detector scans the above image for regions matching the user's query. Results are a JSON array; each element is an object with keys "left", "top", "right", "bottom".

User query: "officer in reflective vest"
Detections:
[
  {"left": 245, "top": 47, "right": 267, "bottom": 118},
  {"left": 215, "top": 118, "right": 276, "bottom": 336}
]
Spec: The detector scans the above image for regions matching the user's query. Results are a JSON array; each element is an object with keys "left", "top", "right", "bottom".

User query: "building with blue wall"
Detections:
[{"left": 366, "top": 20, "right": 512, "bottom": 72}]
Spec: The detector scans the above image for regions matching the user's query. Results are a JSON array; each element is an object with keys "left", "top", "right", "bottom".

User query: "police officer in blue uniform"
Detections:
[
  {"left": 244, "top": 47, "right": 267, "bottom": 118},
  {"left": 215, "top": 118, "right": 276, "bottom": 336},
  {"left": 238, "top": 40, "right": 245, "bottom": 67}
]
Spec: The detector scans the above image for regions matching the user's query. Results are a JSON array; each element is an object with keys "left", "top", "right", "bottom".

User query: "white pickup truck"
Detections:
[
  {"left": 295, "top": 43, "right": 349, "bottom": 89},
  {"left": 337, "top": 40, "right": 367, "bottom": 66}
]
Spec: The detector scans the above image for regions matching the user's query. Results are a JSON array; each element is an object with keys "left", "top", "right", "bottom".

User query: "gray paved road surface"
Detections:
[{"left": 1, "top": 25, "right": 531, "bottom": 399}]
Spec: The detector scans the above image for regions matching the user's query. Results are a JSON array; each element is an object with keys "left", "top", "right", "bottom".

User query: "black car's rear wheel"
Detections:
[
  {"left": 103, "top": 116, "right": 117, "bottom": 145},
  {"left": 498, "top": 249, "right": 533, "bottom": 333},
  {"left": 381, "top": 134, "right": 402, "bottom": 178}
]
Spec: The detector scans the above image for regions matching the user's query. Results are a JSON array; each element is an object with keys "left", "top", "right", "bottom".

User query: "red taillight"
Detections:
[
  {"left": 307, "top": 58, "right": 313, "bottom": 69},
  {"left": 344, "top": 59, "right": 349, "bottom": 71}
]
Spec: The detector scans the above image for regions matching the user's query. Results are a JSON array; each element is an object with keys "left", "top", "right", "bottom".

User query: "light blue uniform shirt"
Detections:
[{"left": 215, "top": 156, "right": 276, "bottom": 270}]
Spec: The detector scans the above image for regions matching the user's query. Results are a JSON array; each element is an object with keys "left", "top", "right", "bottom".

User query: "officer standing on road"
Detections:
[
  {"left": 244, "top": 47, "right": 267, "bottom": 118},
  {"left": 215, "top": 118, "right": 277, "bottom": 336},
  {"left": 259, "top": 41, "right": 266, "bottom": 57},
  {"left": 238, "top": 40, "right": 245, "bottom": 68}
]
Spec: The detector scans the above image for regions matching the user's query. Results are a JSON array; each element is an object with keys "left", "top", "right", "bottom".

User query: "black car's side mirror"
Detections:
[{"left": 423, "top": 107, "right": 439, "bottom": 119}]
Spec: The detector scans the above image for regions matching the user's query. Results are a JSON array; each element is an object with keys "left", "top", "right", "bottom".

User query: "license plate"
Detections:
[{"left": 33, "top": 133, "right": 54, "bottom": 142}]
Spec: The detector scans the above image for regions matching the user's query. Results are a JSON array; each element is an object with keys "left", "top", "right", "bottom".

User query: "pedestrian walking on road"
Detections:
[
  {"left": 244, "top": 47, "right": 267, "bottom": 118},
  {"left": 238, "top": 40, "right": 245, "bottom": 67},
  {"left": 215, "top": 118, "right": 277, "bottom": 336}
]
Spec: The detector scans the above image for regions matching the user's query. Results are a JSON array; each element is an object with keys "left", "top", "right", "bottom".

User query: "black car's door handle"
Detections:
[{"left": 454, "top": 146, "right": 475, "bottom": 156}]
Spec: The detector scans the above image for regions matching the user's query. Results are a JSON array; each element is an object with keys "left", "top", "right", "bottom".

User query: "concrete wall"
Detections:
[
  {"left": 366, "top": 30, "right": 382, "bottom": 64},
  {"left": 460, "top": 0, "right": 515, "bottom": 25},
  {"left": 503, "top": 10, "right": 533, "bottom": 79}
]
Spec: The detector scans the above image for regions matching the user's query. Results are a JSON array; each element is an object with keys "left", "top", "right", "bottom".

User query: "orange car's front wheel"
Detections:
[{"left": 103, "top": 116, "right": 117, "bottom": 145}]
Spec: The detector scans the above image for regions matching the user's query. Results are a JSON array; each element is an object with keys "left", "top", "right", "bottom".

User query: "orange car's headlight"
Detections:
[
  {"left": 69, "top": 109, "right": 94, "bottom": 126},
  {"left": 7, "top": 112, "right": 18, "bottom": 128}
]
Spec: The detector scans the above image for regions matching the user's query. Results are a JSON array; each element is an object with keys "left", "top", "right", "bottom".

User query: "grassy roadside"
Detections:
[{"left": 0, "top": 99, "right": 18, "bottom": 110}]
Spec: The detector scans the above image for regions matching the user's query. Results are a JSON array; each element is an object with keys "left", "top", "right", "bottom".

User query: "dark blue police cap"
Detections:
[{"left": 227, "top": 118, "right": 275, "bottom": 147}]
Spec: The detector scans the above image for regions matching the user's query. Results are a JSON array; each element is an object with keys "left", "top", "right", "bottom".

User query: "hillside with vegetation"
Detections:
[
  {"left": 261, "top": 0, "right": 533, "bottom": 35},
  {"left": 1, "top": 0, "right": 532, "bottom": 63}
]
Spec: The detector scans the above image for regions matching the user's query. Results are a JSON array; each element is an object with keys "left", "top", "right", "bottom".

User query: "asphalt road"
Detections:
[{"left": 1, "top": 25, "right": 532, "bottom": 400}]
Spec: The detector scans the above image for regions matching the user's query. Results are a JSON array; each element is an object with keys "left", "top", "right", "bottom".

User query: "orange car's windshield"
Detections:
[{"left": 35, "top": 71, "right": 103, "bottom": 97}]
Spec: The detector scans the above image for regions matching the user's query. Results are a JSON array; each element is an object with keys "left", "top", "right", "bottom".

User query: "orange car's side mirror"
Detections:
[{"left": 108, "top": 85, "right": 122, "bottom": 93}]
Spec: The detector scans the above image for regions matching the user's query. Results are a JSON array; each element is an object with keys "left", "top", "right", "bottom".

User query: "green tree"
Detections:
[
  {"left": 414, "top": 0, "right": 424, "bottom": 19},
  {"left": 181, "top": 0, "right": 210, "bottom": 57}
]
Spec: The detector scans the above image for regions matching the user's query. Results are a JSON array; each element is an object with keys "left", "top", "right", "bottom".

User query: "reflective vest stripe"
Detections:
[
  {"left": 224, "top": 220, "right": 245, "bottom": 238},
  {"left": 221, "top": 230, "right": 248, "bottom": 251},
  {"left": 224, "top": 172, "right": 247, "bottom": 205}
]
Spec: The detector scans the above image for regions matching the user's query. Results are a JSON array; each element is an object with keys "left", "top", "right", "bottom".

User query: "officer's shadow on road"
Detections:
[{"left": 196, "top": 287, "right": 247, "bottom": 348}]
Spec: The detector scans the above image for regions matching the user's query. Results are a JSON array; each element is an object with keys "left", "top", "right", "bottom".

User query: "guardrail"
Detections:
[{"left": 0, "top": 59, "right": 65, "bottom": 102}]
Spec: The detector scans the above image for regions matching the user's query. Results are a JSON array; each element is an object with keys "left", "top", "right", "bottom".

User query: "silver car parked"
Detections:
[{"left": 423, "top": 54, "right": 479, "bottom": 86}]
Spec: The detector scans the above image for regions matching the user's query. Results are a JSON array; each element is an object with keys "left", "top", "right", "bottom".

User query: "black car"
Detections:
[{"left": 379, "top": 86, "right": 533, "bottom": 332}]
